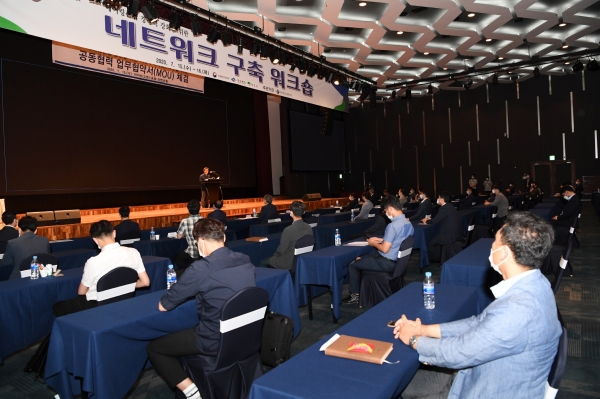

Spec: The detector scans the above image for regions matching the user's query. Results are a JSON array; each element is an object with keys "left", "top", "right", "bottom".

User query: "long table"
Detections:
[
  {"left": 45, "top": 267, "right": 301, "bottom": 399},
  {"left": 295, "top": 241, "right": 375, "bottom": 321},
  {"left": 133, "top": 237, "right": 187, "bottom": 261},
  {"left": 440, "top": 238, "right": 499, "bottom": 312},
  {"left": 249, "top": 283, "right": 478, "bottom": 399},
  {"left": 54, "top": 248, "right": 98, "bottom": 271},
  {"left": 412, "top": 221, "right": 439, "bottom": 269},
  {"left": 249, "top": 220, "right": 292, "bottom": 237},
  {"left": 313, "top": 218, "right": 376, "bottom": 249},
  {"left": 225, "top": 233, "right": 282, "bottom": 266},
  {"left": 0, "top": 256, "right": 170, "bottom": 363}
]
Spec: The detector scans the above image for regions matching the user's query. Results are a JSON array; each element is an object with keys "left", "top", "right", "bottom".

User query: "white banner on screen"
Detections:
[
  {"left": 52, "top": 42, "right": 205, "bottom": 93},
  {"left": 0, "top": 1, "right": 348, "bottom": 110}
]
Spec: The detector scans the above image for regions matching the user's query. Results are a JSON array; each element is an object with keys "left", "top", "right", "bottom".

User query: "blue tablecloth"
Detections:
[
  {"left": 456, "top": 209, "right": 481, "bottom": 237},
  {"left": 0, "top": 256, "right": 170, "bottom": 363},
  {"left": 440, "top": 238, "right": 497, "bottom": 312},
  {"left": 225, "top": 233, "right": 282, "bottom": 266},
  {"left": 54, "top": 248, "right": 98, "bottom": 271},
  {"left": 295, "top": 242, "right": 375, "bottom": 320},
  {"left": 318, "top": 211, "right": 353, "bottom": 225},
  {"left": 45, "top": 267, "right": 301, "bottom": 399},
  {"left": 305, "top": 208, "right": 337, "bottom": 218},
  {"left": 471, "top": 205, "right": 494, "bottom": 226},
  {"left": 50, "top": 237, "right": 96, "bottom": 252},
  {"left": 528, "top": 208, "right": 553, "bottom": 221},
  {"left": 140, "top": 226, "right": 178, "bottom": 240},
  {"left": 405, "top": 202, "right": 419, "bottom": 210},
  {"left": 412, "top": 221, "right": 439, "bottom": 269},
  {"left": 313, "top": 218, "right": 376, "bottom": 249},
  {"left": 249, "top": 220, "right": 292, "bottom": 237},
  {"left": 226, "top": 217, "right": 260, "bottom": 239},
  {"left": 250, "top": 283, "right": 478, "bottom": 399},
  {"left": 134, "top": 237, "right": 187, "bottom": 260},
  {"left": 507, "top": 194, "right": 525, "bottom": 210}
]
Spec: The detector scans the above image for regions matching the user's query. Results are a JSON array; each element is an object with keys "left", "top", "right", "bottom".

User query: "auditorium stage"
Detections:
[{"left": 27, "top": 196, "right": 348, "bottom": 240}]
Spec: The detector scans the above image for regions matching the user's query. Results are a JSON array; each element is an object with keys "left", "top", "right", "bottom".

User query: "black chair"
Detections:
[
  {"left": 545, "top": 326, "right": 569, "bottom": 399},
  {"left": 96, "top": 267, "right": 139, "bottom": 305},
  {"left": 177, "top": 287, "right": 269, "bottom": 399},
  {"left": 18, "top": 253, "right": 59, "bottom": 278},
  {"left": 550, "top": 240, "right": 574, "bottom": 294},
  {"left": 291, "top": 235, "right": 315, "bottom": 276},
  {"left": 119, "top": 229, "right": 142, "bottom": 247},
  {"left": 461, "top": 215, "right": 477, "bottom": 250},
  {"left": 358, "top": 236, "right": 415, "bottom": 308}
]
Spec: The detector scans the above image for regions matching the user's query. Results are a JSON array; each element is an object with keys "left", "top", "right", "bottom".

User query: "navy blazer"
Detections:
[
  {"left": 114, "top": 219, "right": 141, "bottom": 242},
  {"left": 2, "top": 232, "right": 51, "bottom": 279},
  {"left": 257, "top": 203, "right": 279, "bottom": 224},
  {"left": 409, "top": 198, "right": 432, "bottom": 222},
  {"left": 429, "top": 204, "right": 462, "bottom": 245},
  {"left": 207, "top": 209, "right": 227, "bottom": 225},
  {"left": 459, "top": 194, "right": 477, "bottom": 209},
  {"left": 0, "top": 225, "right": 19, "bottom": 253},
  {"left": 551, "top": 195, "right": 581, "bottom": 228}
]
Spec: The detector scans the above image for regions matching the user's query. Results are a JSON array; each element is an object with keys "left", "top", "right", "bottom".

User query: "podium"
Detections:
[{"left": 202, "top": 180, "right": 223, "bottom": 207}]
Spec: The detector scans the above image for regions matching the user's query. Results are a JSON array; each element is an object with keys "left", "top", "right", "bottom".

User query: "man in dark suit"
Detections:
[
  {"left": 342, "top": 194, "right": 359, "bottom": 212},
  {"left": 2, "top": 216, "right": 51, "bottom": 279},
  {"left": 409, "top": 188, "right": 433, "bottom": 222},
  {"left": 551, "top": 185, "right": 581, "bottom": 228},
  {"left": 207, "top": 200, "right": 227, "bottom": 226},
  {"left": 257, "top": 194, "right": 278, "bottom": 224},
  {"left": 199, "top": 166, "right": 210, "bottom": 208},
  {"left": 574, "top": 179, "right": 583, "bottom": 198},
  {"left": 260, "top": 201, "right": 313, "bottom": 270},
  {"left": 114, "top": 206, "right": 141, "bottom": 243},
  {"left": 0, "top": 210, "right": 19, "bottom": 253},
  {"left": 364, "top": 195, "right": 391, "bottom": 238},
  {"left": 423, "top": 192, "right": 462, "bottom": 263},
  {"left": 459, "top": 187, "right": 476, "bottom": 209}
]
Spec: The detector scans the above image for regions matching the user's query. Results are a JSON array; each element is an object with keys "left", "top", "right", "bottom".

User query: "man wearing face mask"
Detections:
[
  {"left": 550, "top": 185, "right": 581, "bottom": 228},
  {"left": 355, "top": 192, "right": 374, "bottom": 220},
  {"left": 342, "top": 193, "right": 359, "bottom": 212},
  {"left": 421, "top": 192, "right": 462, "bottom": 263},
  {"left": 458, "top": 187, "right": 476, "bottom": 209},
  {"left": 574, "top": 179, "right": 583, "bottom": 198},
  {"left": 409, "top": 189, "right": 432, "bottom": 222},
  {"left": 343, "top": 196, "right": 414, "bottom": 305},
  {"left": 484, "top": 185, "right": 509, "bottom": 232},
  {"left": 364, "top": 195, "right": 392, "bottom": 238},
  {"left": 148, "top": 218, "right": 255, "bottom": 399},
  {"left": 393, "top": 212, "right": 561, "bottom": 399}
]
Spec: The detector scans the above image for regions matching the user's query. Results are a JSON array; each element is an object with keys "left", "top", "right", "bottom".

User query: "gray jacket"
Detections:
[
  {"left": 2, "top": 231, "right": 51, "bottom": 279},
  {"left": 355, "top": 200, "right": 374, "bottom": 220},
  {"left": 490, "top": 192, "right": 509, "bottom": 218},
  {"left": 270, "top": 220, "right": 313, "bottom": 270}
]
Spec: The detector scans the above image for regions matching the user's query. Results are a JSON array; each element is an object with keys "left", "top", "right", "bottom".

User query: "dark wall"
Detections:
[
  {"left": 0, "top": 28, "right": 258, "bottom": 212},
  {"left": 342, "top": 72, "right": 600, "bottom": 198}
]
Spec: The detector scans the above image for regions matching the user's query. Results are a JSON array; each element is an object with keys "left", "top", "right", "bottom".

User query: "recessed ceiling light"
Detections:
[
  {"left": 359, "top": 2, "right": 367, "bottom": 6},
  {"left": 559, "top": 22, "right": 566, "bottom": 27},
  {"left": 486, "top": 38, "right": 492, "bottom": 42},
  {"left": 424, "top": 52, "right": 429, "bottom": 55},
  {"left": 443, "top": 67, "right": 447, "bottom": 70},
  {"left": 565, "top": 61, "right": 570, "bottom": 64},
  {"left": 310, "top": 32, "right": 313, "bottom": 35},
  {"left": 467, "top": 12, "right": 475, "bottom": 17},
  {"left": 498, "top": 56, "right": 504, "bottom": 60},
  {"left": 562, "top": 44, "right": 568, "bottom": 48},
  {"left": 397, "top": 31, "right": 403, "bottom": 35}
]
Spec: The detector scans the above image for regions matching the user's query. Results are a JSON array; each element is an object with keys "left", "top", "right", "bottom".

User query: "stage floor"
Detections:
[{"left": 33, "top": 197, "right": 347, "bottom": 240}]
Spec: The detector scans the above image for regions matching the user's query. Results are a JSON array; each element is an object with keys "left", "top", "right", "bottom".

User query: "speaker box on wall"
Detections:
[
  {"left": 26, "top": 211, "right": 55, "bottom": 227},
  {"left": 54, "top": 209, "right": 81, "bottom": 225},
  {"left": 302, "top": 193, "right": 322, "bottom": 201}
]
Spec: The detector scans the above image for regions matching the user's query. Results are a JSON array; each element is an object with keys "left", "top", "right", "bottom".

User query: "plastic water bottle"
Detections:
[
  {"left": 336, "top": 200, "right": 339, "bottom": 207},
  {"left": 30, "top": 256, "right": 39, "bottom": 280},
  {"left": 335, "top": 229, "right": 341, "bottom": 246},
  {"left": 423, "top": 272, "right": 435, "bottom": 309},
  {"left": 166, "top": 264, "right": 177, "bottom": 289},
  {"left": 253, "top": 208, "right": 257, "bottom": 217},
  {"left": 350, "top": 209, "right": 355, "bottom": 223},
  {"left": 150, "top": 227, "right": 155, "bottom": 241}
]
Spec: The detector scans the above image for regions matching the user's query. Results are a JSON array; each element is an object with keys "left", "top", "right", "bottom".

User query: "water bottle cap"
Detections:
[
  {"left": 33, "top": 256, "right": 37, "bottom": 259},
  {"left": 425, "top": 272, "right": 432, "bottom": 277},
  {"left": 168, "top": 264, "right": 174, "bottom": 269}
]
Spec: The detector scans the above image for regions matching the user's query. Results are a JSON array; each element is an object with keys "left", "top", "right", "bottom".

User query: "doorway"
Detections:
[{"left": 531, "top": 160, "right": 576, "bottom": 195}]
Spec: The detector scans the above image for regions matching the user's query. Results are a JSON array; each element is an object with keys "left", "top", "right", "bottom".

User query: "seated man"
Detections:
[
  {"left": 355, "top": 192, "right": 374, "bottom": 220},
  {"left": 2, "top": 216, "right": 51, "bottom": 280},
  {"left": 458, "top": 187, "right": 476, "bottom": 209},
  {"left": 574, "top": 178, "right": 583, "bottom": 198},
  {"left": 0, "top": 210, "right": 19, "bottom": 253},
  {"left": 147, "top": 219, "right": 255, "bottom": 399},
  {"left": 394, "top": 212, "right": 561, "bottom": 399},
  {"left": 207, "top": 200, "right": 227, "bottom": 226},
  {"left": 397, "top": 189, "right": 407, "bottom": 209},
  {"left": 485, "top": 184, "right": 509, "bottom": 231},
  {"left": 174, "top": 199, "right": 203, "bottom": 270},
  {"left": 409, "top": 189, "right": 432, "bottom": 222},
  {"left": 364, "top": 195, "right": 392, "bottom": 238},
  {"left": 343, "top": 196, "right": 414, "bottom": 305},
  {"left": 342, "top": 194, "right": 359, "bottom": 212},
  {"left": 422, "top": 192, "right": 462, "bottom": 263},
  {"left": 551, "top": 185, "right": 581, "bottom": 228},
  {"left": 525, "top": 181, "right": 541, "bottom": 208},
  {"left": 257, "top": 194, "right": 278, "bottom": 224},
  {"left": 504, "top": 182, "right": 516, "bottom": 196},
  {"left": 53, "top": 220, "right": 150, "bottom": 316},
  {"left": 260, "top": 201, "right": 313, "bottom": 270},
  {"left": 114, "top": 206, "right": 141, "bottom": 243}
]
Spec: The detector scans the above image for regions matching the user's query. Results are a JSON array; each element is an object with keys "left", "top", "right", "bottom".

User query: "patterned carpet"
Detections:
[{"left": 0, "top": 205, "right": 598, "bottom": 399}]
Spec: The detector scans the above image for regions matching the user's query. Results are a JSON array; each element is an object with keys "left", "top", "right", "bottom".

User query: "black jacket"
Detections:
[
  {"left": 342, "top": 198, "right": 359, "bottom": 212},
  {"left": 551, "top": 195, "right": 581, "bottom": 228},
  {"left": 409, "top": 198, "right": 432, "bottom": 222},
  {"left": 364, "top": 214, "right": 391, "bottom": 238},
  {"left": 459, "top": 194, "right": 477, "bottom": 209},
  {"left": 207, "top": 209, "right": 227, "bottom": 225},
  {"left": 0, "top": 226, "right": 19, "bottom": 253},
  {"left": 114, "top": 219, "right": 141, "bottom": 242},
  {"left": 428, "top": 204, "right": 462, "bottom": 245},
  {"left": 258, "top": 203, "right": 279, "bottom": 224}
]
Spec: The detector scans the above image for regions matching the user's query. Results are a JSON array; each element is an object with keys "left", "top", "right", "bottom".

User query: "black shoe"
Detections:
[{"left": 342, "top": 293, "right": 359, "bottom": 304}]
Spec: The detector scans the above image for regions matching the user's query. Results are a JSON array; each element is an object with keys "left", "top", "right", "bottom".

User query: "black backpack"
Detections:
[{"left": 260, "top": 311, "right": 294, "bottom": 368}]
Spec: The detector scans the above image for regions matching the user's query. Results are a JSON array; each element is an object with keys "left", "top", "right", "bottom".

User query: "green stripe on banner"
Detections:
[
  {"left": 0, "top": 16, "right": 26, "bottom": 34},
  {"left": 334, "top": 99, "right": 346, "bottom": 112}
]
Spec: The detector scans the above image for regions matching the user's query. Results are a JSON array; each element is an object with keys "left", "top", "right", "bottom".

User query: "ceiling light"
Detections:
[
  {"left": 443, "top": 67, "right": 447, "bottom": 70},
  {"left": 237, "top": 36, "right": 244, "bottom": 55},
  {"left": 533, "top": 67, "right": 540, "bottom": 78},
  {"left": 221, "top": 31, "right": 232, "bottom": 46},
  {"left": 397, "top": 31, "right": 404, "bottom": 35},
  {"left": 141, "top": 0, "right": 159, "bottom": 24},
  {"left": 359, "top": 2, "right": 367, "bottom": 6},
  {"left": 564, "top": 61, "right": 570, "bottom": 65},
  {"left": 126, "top": 0, "right": 140, "bottom": 18},
  {"left": 333, "top": 76, "right": 341, "bottom": 85},
  {"left": 486, "top": 38, "right": 492, "bottom": 42},
  {"left": 298, "top": 60, "right": 307, "bottom": 74},
  {"left": 572, "top": 60, "right": 583, "bottom": 72},
  {"left": 498, "top": 57, "right": 504, "bottom": 60},
  {"left": 467, "top": 13, "right": 475, "bottom": 17},
  {"left": 559, "top": 22, "right": 566, "bottom": 27},
  {"left": 307, "top": 64, "right": 317, "bottom": 77},
  {"left": 270, "top": 50, "right": 280, "bottom": 64},
  {"left": 168, "top": 11, "right": 182, "bottom": 32},
  {"left": 207, "top": 27, "right": 220, "bottom": 44},
  {"left": 562, "top": 43, "right": 568, "bottom": 49},
  {"left": 424, "top": 52, "right": 430, "bottom": 55},
  {"left": 191, "top": 18, "right": 202, "bottom": 37},
  {"left": 260, "top": 45, "right": 269, "bottom": 60},
  {"left": 587, "top": 59, "right": 599, "bottom": 71},
  {"left": 250, "top": 41, "right": 260, "bottom": 56}
]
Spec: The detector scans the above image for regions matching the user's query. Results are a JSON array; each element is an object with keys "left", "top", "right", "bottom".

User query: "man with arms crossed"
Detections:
[{"left": 394, "top": 212, "right": 561, "bottom": 399}]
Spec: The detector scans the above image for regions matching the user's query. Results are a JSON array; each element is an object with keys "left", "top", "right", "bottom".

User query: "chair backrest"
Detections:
[
  {"left": 291, "top": 235, "right": 315, "bottom": 275},
  {"left": 464, "top": 215, "right": 477, "bottom": 248},
  {"left": 552, "top": 240, "right": 573, "bottom": 294},
  {"left": 392, "top": 236, "right": 415, "bottom": 279},
  {"left": 544, "top": 326, "right": 569, "bottom": 399},
  {"left": 96, "top": 267, "right": 139, "bottom": 305},
  {"left": 19, "top": 253, "right": 58, "bottom": 273},
  {"left": 489, "top": 206, "right": 498, "bottom": 228},
  {"left": 119, "top": 228, "right": 141, "bottom": 241},
  {"left": 215, "top": 287, "right": 269, "bottom": 369}
]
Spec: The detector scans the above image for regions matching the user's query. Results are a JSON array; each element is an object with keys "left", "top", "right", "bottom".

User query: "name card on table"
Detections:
[{"left": 268, "top": 218, "right": 282, "bottom": 223}]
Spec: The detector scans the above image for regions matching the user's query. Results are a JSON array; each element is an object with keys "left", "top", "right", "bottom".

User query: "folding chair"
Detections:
[{"left": 96, "top": 267, "right": 138, "bottom": 305}]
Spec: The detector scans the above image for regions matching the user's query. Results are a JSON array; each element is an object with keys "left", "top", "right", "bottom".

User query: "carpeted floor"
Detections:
[{"left": 1, "top": 206, "right": 598, "bottom": 399}]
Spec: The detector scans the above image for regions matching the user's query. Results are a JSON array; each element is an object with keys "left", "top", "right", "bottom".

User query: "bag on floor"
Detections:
[
  {"left": 260, "top": 311, "right": 294, "bottom": 368},
  {"left": 24, "top": 333, "right": 51, "bottom": 380}
]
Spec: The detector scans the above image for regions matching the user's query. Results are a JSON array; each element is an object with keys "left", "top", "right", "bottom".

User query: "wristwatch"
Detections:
[{"left": 409, "top": 335, "right": 419, "bottom": 350}]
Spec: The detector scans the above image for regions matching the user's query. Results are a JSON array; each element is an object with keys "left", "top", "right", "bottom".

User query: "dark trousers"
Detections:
[
  {"left": 53, "top": 295, "right": 98, "bottom": 317},
  {"left": 427, "top": 236, "right": 445, "bottom": 264},
  {"left": 147, "top": 328, "right": 204, "bottom": 389},
  {"left": 201, "top": 189, "right": 208, "bottom": 208},
  {"left": 348, "top": 251, "right": 396, "bottom": 294}
]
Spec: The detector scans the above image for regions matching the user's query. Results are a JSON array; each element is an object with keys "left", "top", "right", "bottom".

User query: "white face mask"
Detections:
[
  {"left": 436, "top": 198, "right": 441, "bottom": 205},
  {"left": 563, "top": 195, "right": 569, "bottom": 200},
  {"left": 466, "top": 191, "right": 470, "bottom": 194},
  {"left": 419, "top": 194, "right": 424, "bottom": 200},
  {"left": 488, "top": 246, "right": 508, "bottom": 275},
  {"left": 198, "top": 239, "right": 206, "bottom": 258},
  {"left": 385, "top": 212, "right": 392, "bottom": 219}
]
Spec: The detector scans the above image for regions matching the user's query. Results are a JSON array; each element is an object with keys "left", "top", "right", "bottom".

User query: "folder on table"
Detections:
[
  {"left": 246, "top": 237, "right": 268, "bottom": 242},
  {"left": 322, "top": 334, "right": 393, "bottom": 364}
]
